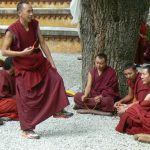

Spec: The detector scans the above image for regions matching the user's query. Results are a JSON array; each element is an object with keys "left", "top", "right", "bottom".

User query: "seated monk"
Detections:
[
  {"left": 114, "top": 63, "right": 149, "bottom": 115},
  {"left": 0, "top": 57, "right": 18, "bottom": 121},
  {"left": 116, "top": 65, "right": 150, "bottom": 143},
  {"left": 74, "top": 53, "right": 119, "bottom": 115}
]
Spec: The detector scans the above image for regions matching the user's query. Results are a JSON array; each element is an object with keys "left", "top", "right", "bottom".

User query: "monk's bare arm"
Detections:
[
  {"left": 1, "top": 31, "right": 20, "bottom": 57},
  {"left": 119, "top": 87, "right": 134, "bottom": 103},
  {"left": 37, "top": 28, "right": 56, "bottom": 68},
  {"left": 1, "top": 31, "right": 33, "bottom": 57},
  {"left": 84, "top": 72, "right": 92, "bottom": 97}
]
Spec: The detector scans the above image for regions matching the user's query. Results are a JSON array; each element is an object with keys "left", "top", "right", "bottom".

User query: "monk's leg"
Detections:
[
  {"left": 0, "top": 98, "right": 18, "bottom": 120},
  {"left": 74, "top": 95, "right": 112, "bottom": 115},
  {"left": 74, "top": 93, "right": 99, "bottom": 109},
  {"left": 74, "top": 92, "right": 85, "bottom": 109},
  {"left": 99, "top": 97, "right": 114, "bottom": 112}
]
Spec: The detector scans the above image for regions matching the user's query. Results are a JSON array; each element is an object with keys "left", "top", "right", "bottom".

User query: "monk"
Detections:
[
  {"left": 135, "top": 22, "right": 148, "bottom": 64},
  {"left": 114, "top": 63, "right": 149, "bottom": 115},
  {"left": 116, "top": 65, "right": 150, "bottom": 143},
  {"left": 74, "top": 53, "right": 119, "bottom": 115},
  {"left": 134, "top": 16, "right": 150, "bottom": 64},
  {"left": 0, "top": 57, "right": 18, "bottom": 121},
  {"left": 1, "top": 1, "right": 73, "bottom": 139}
]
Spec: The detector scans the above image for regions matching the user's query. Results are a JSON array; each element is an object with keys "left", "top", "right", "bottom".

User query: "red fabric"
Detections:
[
  {"left": 0, "top": 70, "right": 18, "bottom": 119},
  {"left": 7, "top": 19, "right": 69, "bottom": 130},
  {"left": 116, "top": 100, "right": 150, "bottom": 134},
  {"left": 74, "top": 67, "right": 119, "bottom": 112},
  {"left": 0, "top": 70, "right": 15, "bottom": 98},
  {"left": 0, "top": 98, "right": 18, "bottom": 119},
  {"left": 8, "top": 19, "right": 49, "bottom": 90},
  {"left": 127, "top": 73, "right": 149, "bottom": 102},
  {"left": 134, "top": 22, "right": 150, "bottom": 64}
]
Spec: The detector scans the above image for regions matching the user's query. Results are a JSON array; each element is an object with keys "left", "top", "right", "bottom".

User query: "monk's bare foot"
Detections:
[
  {"left": 134, "top": 134, "right": 141, "bottom": 140},
  {"left": 134, "top": 134, "right": 150, "bottom": 143},
  {"left": 22, "top": 130, "right": 40, "bottom": 139},
  {"left": 138, "top": 135, "right": 150, "bottom": 143}
]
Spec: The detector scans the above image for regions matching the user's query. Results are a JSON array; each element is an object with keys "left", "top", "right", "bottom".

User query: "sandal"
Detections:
[
  {"left": 22, "top": 130, "right": 40, "bottom": 139},
  {"left": 53, "top": 110, "right": 73, "bottom": 118}
]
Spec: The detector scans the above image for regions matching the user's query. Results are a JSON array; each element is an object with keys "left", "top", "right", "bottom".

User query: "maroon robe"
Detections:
[
  {"left": 135, "top": 22, "right": 150, "bottom": 64},
  {"left": 74, "top": 67, "right": 119, "bottom": 112},
  {"left": 7, "top": 19, "right": 69, "bottom": 130},
  {"left": 116, "top": 100, "right": 150, "bottom": 134},
  {"left": 127, "top": 73, "right": 149, "bottom": 103},
  {"left": 0, "top": 70, "right": 18, "bottom": 119}
]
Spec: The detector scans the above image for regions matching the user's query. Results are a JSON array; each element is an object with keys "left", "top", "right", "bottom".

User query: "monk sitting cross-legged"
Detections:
[
  {"left": 116, "top": 65, "right": 150, "bottom": 143},
  {"left": 114, "top": 63, "right": 149, "bottom": 115},
  {"left": 0, "top": 57, "right": 18, "bottom": 121},
  {"left": 74, "top": 53, "right": 120, "bottom": 115}
]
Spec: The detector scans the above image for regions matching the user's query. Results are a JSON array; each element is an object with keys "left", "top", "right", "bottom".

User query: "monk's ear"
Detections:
[{"left": 18, "top": 11, "right": 21, "bottom": 17}]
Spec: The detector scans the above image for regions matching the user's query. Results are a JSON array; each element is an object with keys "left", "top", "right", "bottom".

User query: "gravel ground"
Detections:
[{"left": 0, "top": 53, "right": 150, "bottom": 150}]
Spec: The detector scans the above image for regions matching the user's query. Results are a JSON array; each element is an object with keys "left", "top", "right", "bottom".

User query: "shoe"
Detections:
[
  {"left": 62, "top": 110, "right": 74, "bottom": 117},
  {"left": 53, "top": 110, "right": 73, "bottom": 118},
  {"left": 22, "top": 130, "right": 40, "bottom": 139},
  {"left": 0, "top": 119, "right": 3, "bottom": 125},
  {"left": 0, "top": 117, "right": 12, "bottom": 121}
]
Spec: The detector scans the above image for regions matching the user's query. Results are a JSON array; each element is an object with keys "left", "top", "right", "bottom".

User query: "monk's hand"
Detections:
[
  {"left": 114, "top": 101, "right": 122, "bottom": 108},
  {"left": 117, "top": 104, "right": 128, "bottom": 115},
  {"left": 20, "top": 47, "right": 34, "bottom": 56},
  {"left": 94, "top": 95, "right": 102, "bottom": 103},
  {"left": 81, "top": 95, "right": 88, "bottom": 102}
]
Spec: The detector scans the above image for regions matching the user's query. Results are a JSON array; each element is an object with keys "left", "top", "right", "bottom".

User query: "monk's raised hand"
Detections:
[{"left": 20, "top": 47, "right": 34, "bottom": 56}]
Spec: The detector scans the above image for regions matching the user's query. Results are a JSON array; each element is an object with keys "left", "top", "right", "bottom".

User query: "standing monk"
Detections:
[
  {"left": 74, "top": 53, "right": 119, "bottom": 114},
  {"left": 0, "top": 57, "right": 18, "bottom": 121},
  {"left": 114, "top": 63, "right": 149, "bottom": 115},
  {"left": 1, "top": 1, "right": 73, "bottom": 139}
]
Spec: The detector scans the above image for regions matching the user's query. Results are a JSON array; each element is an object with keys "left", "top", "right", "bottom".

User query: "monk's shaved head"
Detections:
[
  {"left": 142, "top": 65, "right": 150, "bottom": 74},
  {"left": 17, "top": 0, "right": 29, "bottom": 12},
  {"left": 123, "top": 63, "right": 137, "bottom": 71},
  {"left": 96, "top": 53, "right": 107, "bottom": 62}
]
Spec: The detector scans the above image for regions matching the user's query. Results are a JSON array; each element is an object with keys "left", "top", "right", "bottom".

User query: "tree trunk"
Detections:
[{"left": 80, "top": 0, "right": 150, "bottom": 96}]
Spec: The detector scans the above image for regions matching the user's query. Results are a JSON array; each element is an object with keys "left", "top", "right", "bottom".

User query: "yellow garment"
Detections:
[{"left": 66, "top": 90, "right": 75, "bottom": 97}]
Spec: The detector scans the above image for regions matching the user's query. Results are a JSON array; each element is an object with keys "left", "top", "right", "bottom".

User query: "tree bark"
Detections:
[{"left": 80, "top": 0, "right": 150, "bottom": 96}]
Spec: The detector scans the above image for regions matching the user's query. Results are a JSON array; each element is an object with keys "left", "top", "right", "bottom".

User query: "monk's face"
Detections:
[
  {"left": 95, "top": 57, "right": 107, "bottom": 71},
  {"left": 123, "top": 68, "right": 137, "bottom": 81},
  {"left": 18, "top": 4, "right": 33, "bottom": 23},
  {"left": 141, "top": 68, "right": 150, "bottom": 85}
]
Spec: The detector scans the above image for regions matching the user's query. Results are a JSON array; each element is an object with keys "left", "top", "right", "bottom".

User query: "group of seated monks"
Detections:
[
  {"left": 0, "top": 53, "right": 150, "bottom": 143},
  {"left": 0, "top": 57, "right": 18, "bottom": 125}
]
